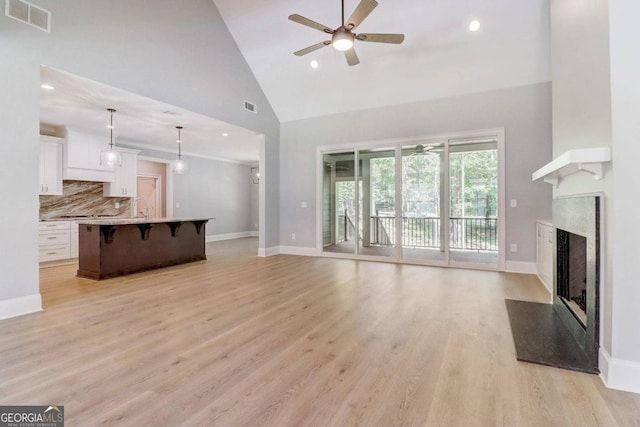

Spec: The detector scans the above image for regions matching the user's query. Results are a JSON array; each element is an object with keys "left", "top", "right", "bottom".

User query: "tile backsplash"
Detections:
[{"left": 40, "top": 181, "right": 132, "bottom": 220}]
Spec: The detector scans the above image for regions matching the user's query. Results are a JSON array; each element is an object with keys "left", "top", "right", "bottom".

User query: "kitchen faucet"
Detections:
[{"left": 134, "top": 197, "right": 150, "bottom": 220}]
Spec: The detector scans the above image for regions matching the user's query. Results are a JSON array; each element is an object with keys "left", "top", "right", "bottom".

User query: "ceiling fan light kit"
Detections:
[
  {"left": 332, "top": 28, "right": 355, "bottom": 51},
  {"left": 289, "top": 0, "right": 405, "bottom": 66}
]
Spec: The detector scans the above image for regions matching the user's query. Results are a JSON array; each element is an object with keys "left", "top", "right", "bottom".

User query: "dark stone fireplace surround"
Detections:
[
  {"left": 552, "top": 195, "right": 600, "bottom": 371},
  {"left": 505, "top": 195, "right": 600, "bottom": 374}
]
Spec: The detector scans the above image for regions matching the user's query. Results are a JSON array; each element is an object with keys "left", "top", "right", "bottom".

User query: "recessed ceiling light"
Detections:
[
  {"left": 310, "top": 60, "right": 319, "bottom": 69},
  {"left": 221, "top": 132, "right": 229, "bottom": 137},
  {"left": 41, "top": 84, "right": 54, "bottom": 90},
  {"left": 469, "top": 20, "right": 481, "bottom": 32}
]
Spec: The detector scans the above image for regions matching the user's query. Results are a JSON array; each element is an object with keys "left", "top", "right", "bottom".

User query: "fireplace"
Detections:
[
  {"left": 556, "top": 230, "right": 587, "bottom": 326},
  {"left": 552, "top": 195, "right": 600, "bottom": 371},
  {"left": 505, "top": 195, "right": 601, "bottom": 374}
]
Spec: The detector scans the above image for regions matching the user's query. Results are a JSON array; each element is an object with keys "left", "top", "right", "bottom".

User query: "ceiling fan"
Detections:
[
  {"left": 405, "top": 144, "right": 439, "bottom": 156},
  {"left": 289, "top": 0, "right": 405, "bottom": 66}
]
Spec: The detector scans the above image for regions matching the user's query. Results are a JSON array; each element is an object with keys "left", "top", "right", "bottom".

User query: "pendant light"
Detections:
[
  {"left": 171, "top": 125, "right": 188, "bottom": 174},
  {"left": 100, "top": 108, "right": 122, "bottom": 167}
]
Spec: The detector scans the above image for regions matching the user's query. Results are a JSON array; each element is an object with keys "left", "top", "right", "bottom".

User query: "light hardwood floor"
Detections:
[{"left": 2, "top": 238, "right": 639, "bottom": 426}]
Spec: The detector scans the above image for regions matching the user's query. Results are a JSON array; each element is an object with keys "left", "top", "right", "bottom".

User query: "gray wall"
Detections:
[
  {"left": 0, "top": 0, "right": 279, "bottom": 309},
  {"left": 123, "top": 144, "right": 255, "bottom": 236},
  {"left": 250, "top": 174, "right": 259, "bottom": 232},
  {"left": 280, "top": 83, "right": 553, "bottom": 264},
  {"left": 173, "top": 157, "right": 254, "bottom": 236}
]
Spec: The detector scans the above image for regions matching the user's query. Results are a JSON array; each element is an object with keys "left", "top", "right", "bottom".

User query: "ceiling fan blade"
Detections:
[
  {"left": 346, "top": 0, "right": 378, "bottom": 30},
  {"left": 344, "top": 48, "right": 360, "bottom": 66},
  {"left": 289, "top": 14, "right": 334, "bottom": 34},
  {"left": 356, "top": 33, "right": 405, "bottom": 44},
  {"left": 294, "top": 41, "right": 331, "bottom": 56}
]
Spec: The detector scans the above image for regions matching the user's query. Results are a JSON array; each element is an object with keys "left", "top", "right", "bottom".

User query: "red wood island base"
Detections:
[{"left": 76, "top": 218, "right": 210, "bottom": 280}]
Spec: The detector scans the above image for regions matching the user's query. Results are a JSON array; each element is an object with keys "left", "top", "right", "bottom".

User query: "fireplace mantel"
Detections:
[{"left": 532, "top": 147, "right": 611, "bottom": 187}]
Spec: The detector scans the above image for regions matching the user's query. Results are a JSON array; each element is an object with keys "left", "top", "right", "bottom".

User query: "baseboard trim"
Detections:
[
  {"left": 505, "top": 261, "right": 537, "bottom": 274},
  {"left": 0, "top": 294, "right": 42, "bottom": 321},
  {"left": 599, "top": 348, "right": 640, "bottom": 394},
  {"left": 536, "top": 274, "right": 553, "bottom": 298},
  {"left": 279, "top": 246, "right": 318, "bottom": 257},
  {"left": 206, "top": 231, "right": 257, "bottom": 242},
  {"left": 258, "top": 246, "right": 280, "bottom": 257}
]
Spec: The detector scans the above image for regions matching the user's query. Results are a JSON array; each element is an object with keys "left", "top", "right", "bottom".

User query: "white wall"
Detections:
[
  {"left": 550, "top": 0, "right": 640, "bottom": 393},
  {"left": 0, "top": 0, "right": 279, "bottom": 317},
  {"left": 280, "top": 83, "right": 553, "bottom": 264},
  {"left": 607, "top": 0, "right": 640, "bottom": 392}
]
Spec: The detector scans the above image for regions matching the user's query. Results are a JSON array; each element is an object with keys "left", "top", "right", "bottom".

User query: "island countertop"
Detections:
[{"left": 77, "top": 217, "right": 213, "bottom": 225}]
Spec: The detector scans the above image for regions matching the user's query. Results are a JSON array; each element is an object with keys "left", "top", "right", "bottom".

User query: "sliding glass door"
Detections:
[
  {"left": 322, "top": 151, "right": 356, "bottom": 255},
  {"left": 319, "top": 133, "right": 502, "bottom": 269},
  {"left": 401, "top": 142, "right": 446, "bottom": 262},
  {"left": 358, "top": 148, "right": 396, "bottom": 258},
  {"left": 448, "top": 140, "right": 499, "bottom": 266}
]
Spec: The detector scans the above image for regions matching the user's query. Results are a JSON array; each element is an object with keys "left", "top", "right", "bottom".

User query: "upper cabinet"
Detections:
[
  {"left": 103, "top": 149, "right": 140, "bottom": 197},
  {"left": 63, "top": 128, "right": 116, "bottom": 182},
  {"left": 39, "top": 136, "right": 63, "bottom": 195}
]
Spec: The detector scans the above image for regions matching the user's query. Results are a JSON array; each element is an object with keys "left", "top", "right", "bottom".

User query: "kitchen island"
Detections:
[{"left": 76, "top": 217, "right": 210, "bottom": 280}]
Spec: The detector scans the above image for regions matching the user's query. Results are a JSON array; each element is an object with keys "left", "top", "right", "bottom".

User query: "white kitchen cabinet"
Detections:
[
  {"left": 63, "top": 128, "right": 115, "bottom": 182},
  {"left": 39, "top": 221, "right": 71, "bottom": 262},
  {"left": 103, "top": 149, "right": 139, "bottom": 197},
  {"left": 39, "top": 136, "right": 63, "bottom": 195},
  {"left": 536, "top": 221, "right": 554, "bottom": 294}
]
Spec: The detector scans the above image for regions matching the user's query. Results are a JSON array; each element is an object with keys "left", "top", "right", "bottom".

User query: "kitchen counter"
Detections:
[
  {"left": 77, "top": 217, "right": 211, "bottom": 225},
  {"left": 76, "top": 218, "right": 211, "bottom": 280}
]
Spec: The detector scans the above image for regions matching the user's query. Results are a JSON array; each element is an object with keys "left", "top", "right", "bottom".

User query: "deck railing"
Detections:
[
  {"left": 449, "top": 217, "right": 498, "bottom": 251},
  {"left": 370, "top": 215, "right": 498, "bottom": 251},
  {"left": 338, "top": 210, "right": 357, "bottom": 243}
]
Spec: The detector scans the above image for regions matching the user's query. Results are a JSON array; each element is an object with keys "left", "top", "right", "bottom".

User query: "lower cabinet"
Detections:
[
  {"left": 536, "top": 221, "right": 554, "bottom": 293},
  {"left": 39, "top": 221, "right": 71, "bottom": 262},
  {"left": 39, "top": 221, "right": 82, "bottom": 263}
]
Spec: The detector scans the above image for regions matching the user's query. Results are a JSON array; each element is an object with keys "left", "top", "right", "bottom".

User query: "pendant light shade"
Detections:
[
  {"left": 171, "top": 126, "right": 188, "bottom": 174},
  {"left": 100, "top": 108, "right": 122, "bottom": 167}
]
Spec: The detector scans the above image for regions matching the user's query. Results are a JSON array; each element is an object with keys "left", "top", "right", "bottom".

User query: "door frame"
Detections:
[{"left": 315, "top": 128, "right": 506, "bottom": 271}]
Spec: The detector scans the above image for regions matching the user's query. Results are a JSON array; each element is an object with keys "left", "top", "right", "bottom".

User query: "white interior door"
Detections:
[{"left": 137, "top": 176, "right": 160, "bottom": 219}]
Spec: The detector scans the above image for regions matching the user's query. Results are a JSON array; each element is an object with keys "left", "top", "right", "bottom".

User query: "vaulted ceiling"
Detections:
[{"left": 213, "top": 0, "right": 551, "bottom": 123}]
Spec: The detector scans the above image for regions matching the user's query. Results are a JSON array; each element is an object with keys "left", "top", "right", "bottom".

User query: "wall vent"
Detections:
[
  {"left": 5, "top": 0, "right": 50, "bottom": 32},
  {"left": 244, "top": 100, "right": 257, "bottom": 114}
]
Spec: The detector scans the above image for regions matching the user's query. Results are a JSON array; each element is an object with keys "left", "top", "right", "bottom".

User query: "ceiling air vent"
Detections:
[
  {"left": 244, "top": 100, "right": 257, "bottom": 114},
  {"left": 5, "top": 0, "right": 50, "bottom": 32}
]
